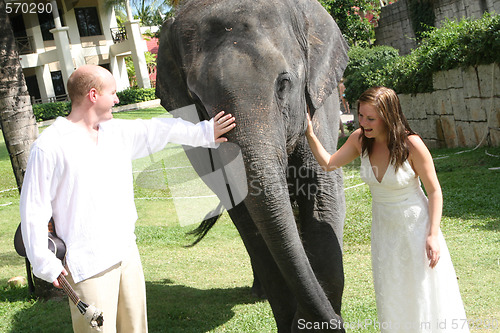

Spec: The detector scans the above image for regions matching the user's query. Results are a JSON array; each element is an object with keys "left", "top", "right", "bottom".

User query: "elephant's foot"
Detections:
[{"left": 251, "top": 277, "right": 267, "bottom": 299}]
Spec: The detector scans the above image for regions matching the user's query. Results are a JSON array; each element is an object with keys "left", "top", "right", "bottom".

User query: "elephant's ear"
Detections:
[
  {"left": 300, "top": 0, "right": 349, "bottom": 111},
  {"left": 155, "top": 18, "right": 193, "bottom": 111}
]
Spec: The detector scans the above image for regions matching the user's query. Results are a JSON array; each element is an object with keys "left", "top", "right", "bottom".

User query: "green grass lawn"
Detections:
[{"left": 0, "top": 108, "right": 498, "bottom": 332}]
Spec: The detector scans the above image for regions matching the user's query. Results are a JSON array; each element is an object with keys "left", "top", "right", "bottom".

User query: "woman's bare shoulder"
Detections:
[
  {"left": 407, "top": 134, "right": 433, "bottom": 165},
  {"left": 346, "top": 128, "right": 363, "bottom": 154},
  {"left": 407, "top": 134, "right": 428, "bottom": 153}
]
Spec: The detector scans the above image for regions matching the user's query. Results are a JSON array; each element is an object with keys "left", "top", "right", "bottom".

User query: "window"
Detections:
[
  {"left": 25, "top": 75, "right": 41, "bottom": 101},
  {"left": 51, "top": 71, "right": 66, "bottom": 99},
  {"left": 38, "top": 10, "right": 64, "bottom": 41},
  {"left": 75, "top": 7, "right": 102, "bottom": 37}
]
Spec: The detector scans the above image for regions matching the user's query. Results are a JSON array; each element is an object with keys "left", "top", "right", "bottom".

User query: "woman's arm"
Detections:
[
  {"left": 408, "top": 135, "right": 443, "bottom": 268},
  {"left": 305, "top": 113, "right": 360, "bottom": 171}
]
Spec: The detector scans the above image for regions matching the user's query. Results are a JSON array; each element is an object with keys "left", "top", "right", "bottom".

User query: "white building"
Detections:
[{"left": 8, "top": 0, "right": 151, "bottom": 104}]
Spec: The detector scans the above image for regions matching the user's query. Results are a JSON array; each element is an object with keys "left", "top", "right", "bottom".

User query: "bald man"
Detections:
[{"left": 20, "top": 65, "right": 235, "bottom": 332}]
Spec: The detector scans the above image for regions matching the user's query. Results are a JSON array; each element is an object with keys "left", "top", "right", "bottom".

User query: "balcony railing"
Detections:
[
  {"left": 110, "top": 27, "right": 127, "bottom": 43},
  {"left": 31, "top": 94, "right": 69, "bottom": 105},
  {"left": 15, "top": 36, "right": 35, "bottom": 55}
]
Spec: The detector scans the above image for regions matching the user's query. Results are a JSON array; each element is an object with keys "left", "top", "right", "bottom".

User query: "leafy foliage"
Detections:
[
  {"left": 343, "top": 45, "right": 399, "bottom": 104},
  {"left": 107, "top": 0, "right": 173, "bottom": 26},
  {"left": 116, "top": 87, "right": 157, "bottom": 105},
  {"left": 32, "top": 102, "right": 71, "bottom": 121},
  {"left": 318, "top": 0, "right": 379, "bottom": 46},
  {"left": 343, "top": 13, "right": 500, "bottom": 103},
  {"left": 408, "top": 0, "right": 435, "bottom": 40},
  {"left": 125, "top": 51, "right": 157, "bottom": 87}
]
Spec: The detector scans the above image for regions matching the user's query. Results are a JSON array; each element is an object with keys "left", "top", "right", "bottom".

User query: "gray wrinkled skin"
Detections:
[{"left": 156, "top": 0, "right": 349, "bottom": 331}]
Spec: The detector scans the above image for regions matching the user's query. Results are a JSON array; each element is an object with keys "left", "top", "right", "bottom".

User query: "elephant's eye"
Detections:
[{"left": 277, "top": 73, "right": 292, "bottom": 97}]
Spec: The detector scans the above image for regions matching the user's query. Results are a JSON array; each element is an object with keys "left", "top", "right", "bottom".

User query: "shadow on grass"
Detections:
[
  {"left": 3, "top": 282, "right": 264, "bottom": 333},
  {"left": 0, "top": 251, "right": 24, "bottom": 269},
  {"left": 146, "top": 280, "right": 265, "bottom": 332},
  {"left": 4, "top": 286, "right": 73, "bottom": 333}
]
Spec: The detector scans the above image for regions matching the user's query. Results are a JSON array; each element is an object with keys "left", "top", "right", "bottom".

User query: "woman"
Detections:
[{"left": 306, "top": 86, "right": 469, "bottom": 332}]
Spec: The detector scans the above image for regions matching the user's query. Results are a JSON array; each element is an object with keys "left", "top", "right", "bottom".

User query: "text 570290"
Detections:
[{"left": 5, "top": 2, "right": 53, "bottom": 14}]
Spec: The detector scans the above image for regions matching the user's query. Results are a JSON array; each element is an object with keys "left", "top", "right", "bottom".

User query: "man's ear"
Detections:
[{"left": 88, "top": 88, "right": 98, "bottom": 102}]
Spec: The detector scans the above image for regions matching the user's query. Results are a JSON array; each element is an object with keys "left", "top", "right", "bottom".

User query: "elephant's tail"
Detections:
[{"left": 185, "top": 202, "right": 224, "bottom": 247}]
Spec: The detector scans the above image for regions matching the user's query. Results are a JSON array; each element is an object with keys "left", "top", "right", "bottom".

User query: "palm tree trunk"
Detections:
[
  {"left": 0, "top": 0, "right": 57, "bottom": 298},
  {"left": 0, "top": 0, "right": 38, "bottom": 190}
]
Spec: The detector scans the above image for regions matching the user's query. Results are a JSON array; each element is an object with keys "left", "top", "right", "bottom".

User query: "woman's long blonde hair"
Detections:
[{"left": 357, "top": 86, "right": 416, "bottom": 170}]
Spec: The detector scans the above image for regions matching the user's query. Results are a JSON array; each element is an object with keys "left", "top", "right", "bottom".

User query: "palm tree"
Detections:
[
  {"left": 107, "top": 0, "right": 181, "bottom": 25},
  {"left": 0, "top": 0, "right": 53, "bottom": 297},
  {"left": 0, "top": 0, "right": 38, "bottom": 191}
]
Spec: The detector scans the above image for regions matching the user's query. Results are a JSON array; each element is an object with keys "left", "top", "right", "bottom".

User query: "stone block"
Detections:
[
  {"left": 476, "top": 63, "right": 498, "bottom": 98},
  {"left": 408, "top": 119, "right": 427, "bottom": 137},
  {"left": 472, "top": 122, "right": 489, "bottom": 147},
  {"left": 433, "top": 71, "right": 447, "bottom": 90},
  {"left": 489, "top": 98, "right": 500, "bottom": 128},
  {"left": 449, "top": 89, "right": 467, "bottom": 120},
  {"left": 444, "top": 67, "right": 464, "bottom": 89},
  {"left": 407, "top": 93, "right": 428, "bottom": 119},
  {"left": 398, "top": 94, "right": 413, "bottom": 118},
  {"left": 456, "top": 121, "right": 479, "bottom": 147},
  {"left": 464, "top": 98, "right": 488, "bottom": 122},
  {"left": 424, "top": 138, "right": 441, "bottom": 149},
  {"left": 421, "top": 92, "right": 435, "bottom": 116},
  {"left": 462, "top": 66, "right": 481, "bottom": 98},
  {"left": 433, "top": 90, "right": 453, "bottom": 115},
  {"left": 427, "top": 115, "right": 440, "bottom": 141},
  {"left": 439, "top": 115, "right": 458, "bottom": 148},
  {"left": 490, "top": 128, "right": 500, "bottom": 147}
]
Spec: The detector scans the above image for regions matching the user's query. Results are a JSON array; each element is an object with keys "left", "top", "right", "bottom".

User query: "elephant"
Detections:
[{"left": 155, "top": 0, "right": 349, "bottom": 331}]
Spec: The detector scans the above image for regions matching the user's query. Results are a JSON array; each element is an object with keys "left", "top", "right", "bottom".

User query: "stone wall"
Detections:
[
  {"left": 398, "top": 64, "right": 500, "bottom": 148},
  {"left": 375, "top": 0, "right": 500, "bottom": 55},
  {"left": 434, "top": 0, "right": 500, "bottom": 28},
  {"left": 374, "top": 0, "right": 416, "bottom": 55}
]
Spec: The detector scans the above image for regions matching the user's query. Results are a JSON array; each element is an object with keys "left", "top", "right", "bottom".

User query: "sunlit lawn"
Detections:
[{"left": 0, "top": 108, "right": 498, "bottom": 332}]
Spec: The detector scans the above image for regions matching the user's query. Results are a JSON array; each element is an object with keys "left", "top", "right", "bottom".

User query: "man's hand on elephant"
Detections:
[{"left": 213, "top": 111, "right": 236, "bottom": 143}]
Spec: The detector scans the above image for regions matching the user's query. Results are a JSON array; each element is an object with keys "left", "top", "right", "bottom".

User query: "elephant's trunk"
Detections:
[{"left": 239, "top": 141, "right": 341, "bottom": 323}]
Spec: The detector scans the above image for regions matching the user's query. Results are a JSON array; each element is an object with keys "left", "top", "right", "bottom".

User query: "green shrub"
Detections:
[
  {"left": 117, "top": 88, "right": 157, "bottom": 106},
  {"left": 393, "top": 13, "right": 500, "bottom": 94},
  {"left": 343, "top": 45, "right": 400, "bottom": 104},
  {"left": 32, "top": 101, "right": 71, "bottom": 121},
  {"left": 344, "top": 13, "right": 500, "bottom": 102}
]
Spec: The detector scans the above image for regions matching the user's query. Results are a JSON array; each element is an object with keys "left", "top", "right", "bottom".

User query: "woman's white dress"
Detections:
[{"left": 360, "top": 154, "right": 469, "bottom": 332}]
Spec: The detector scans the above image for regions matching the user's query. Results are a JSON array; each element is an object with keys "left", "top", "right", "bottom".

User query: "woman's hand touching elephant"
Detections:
[
  {"left": 213, "top": 111, "right": 236, "bottom": 143},
  {"left": 305, "top": 107, "right": 315, "bottom": 138}
]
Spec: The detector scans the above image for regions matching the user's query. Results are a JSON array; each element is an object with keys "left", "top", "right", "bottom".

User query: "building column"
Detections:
[
  {"left": 24, "top": 12, "right": 56, "bottom": 101},
  {"left": 35, "top": 65, "right": 56, "bottom": 102},
  {"left": 49, "top": 0, "right": 74, "bottom": 88},
  {"left": 110, "top": 55, "right": 130, "bottom": 91},
  {"left": 123, "top": 20, "right": 151, "bottom": 89}
]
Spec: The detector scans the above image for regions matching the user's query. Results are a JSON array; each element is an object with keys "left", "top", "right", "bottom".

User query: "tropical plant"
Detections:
[
  {"left": 0, "top": 0, "right": 38, "bottom": 192},
  {"left": 0, "top": 0, "right": 55, "bottom": 297},
  {"left": 319, "top": 0, "right": 380, "bottom": 46},
  {"left": 343, "top": 13, "right": 500, "bottom": 101},
  {"left": 107, "top": 0, "right": 177, "bottom": 26}
]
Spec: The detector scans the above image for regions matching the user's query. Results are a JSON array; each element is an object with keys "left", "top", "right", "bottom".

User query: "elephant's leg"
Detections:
[
  {"left": 298, "top": 196, "right": 344, "bottom": 314},
  {"left": 250, "top": 258, "right": 266, "bottom": 299},
  {"left": 289, "top": 158, "right": 345, "bottom": 317},
  {"left": 228, "top": 203, "right": 296, "bottom": 332}
]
